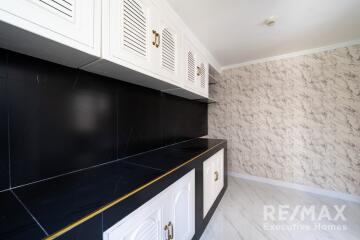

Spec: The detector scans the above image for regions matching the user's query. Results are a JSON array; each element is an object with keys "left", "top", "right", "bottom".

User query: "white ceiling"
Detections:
[{"left": 167, "top": 0, "right": 360, "bottom": 67}]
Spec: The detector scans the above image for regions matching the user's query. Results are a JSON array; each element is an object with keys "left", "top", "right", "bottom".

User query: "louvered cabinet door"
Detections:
[
  {"left": 0, "top": 0, "right": 99, "bottom": 54},
  {"left": 108, "top": 0, "right": 154, "bottom": 72},
  {"left": 183, "top": 39, "right": 198, "bottom": 91},
  {"left": 196, "top": 57, "right": 209, "bottom": 98},
  {"left": 158, "top": 21, "right": 181, "bottom": 84}
]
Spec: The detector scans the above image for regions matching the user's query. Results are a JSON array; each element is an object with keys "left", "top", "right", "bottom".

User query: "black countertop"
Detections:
[
  {"left": 0, "top": 191, "right": 46, "bottom": 240},
  {"left": 0, "top": 138, "right": 225, "bottom": 240}
]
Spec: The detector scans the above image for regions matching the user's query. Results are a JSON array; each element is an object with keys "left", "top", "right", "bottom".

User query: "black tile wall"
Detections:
[
  {"left": 0, "top": 48, "right": 7, "bottom": 78},
  {"left": 7, "top": 55, "right": 117, "bottom": 187},
  {"left": 0, "top": 48, "right": 208, "bottom": 187},
  {"left": 117, "top": 84, "right": 163, "bottom": 158},
  {"left": 161, "top": 93, "right": 208, "bottom": 146},
  {"left": 0, "top": 54, "right": 9, "bottom": 190}
]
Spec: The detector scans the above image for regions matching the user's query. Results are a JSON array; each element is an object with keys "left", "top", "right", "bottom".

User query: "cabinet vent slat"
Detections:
[
  {"left": 161, "top": 28, "right": 175, "bottom": 72},
  {"left": 200, "top": 63, "right": 206, "bottom": 88},
  {"left": 187, "top": 51, "right": 195, "bottom": 83},
  {"left": 124, "top": 4, "right": 145, "bottom": 25},
  {"left": 124, "top": 39, "right": 146, "bottom": 56},
  {"left": 162, "top": 55, "right": 174, "bottom": 66},
  {"left": 123, "top": 0, "right": 147, "bottom": 57},
  {"left": 36, "top": 0, "right": 75, "bottom": 19},
  {"left": 124, "top": 20, "right": 146, "bottom": 39},
  {"left": 123, "top": 25, "right": 146, "bottom": 44}
]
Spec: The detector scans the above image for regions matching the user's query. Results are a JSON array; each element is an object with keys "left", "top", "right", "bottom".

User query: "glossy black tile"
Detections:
[
  {"left": 13, "top": 161, "right": 164, "bottom": 235},
  {"left": 8, "top": 52, "right": 117, "bottom": 186},
  {"left": 123, "top": 139, "right": 224, "bottom": 171},
  {"left": 0, "top": 191, "right": 46, "bottom": 240},
  {"left": 0, "top": 48, "right": 7, "bottom": 78},
  {"left": 102, "top": 167, "right": 194, "bottom": 231},
  {"left": 0, "top": 77, "right": 9, "bottom": 191},
  {"left": 55, "top": 215, "right": 102, "bottom": 240},
  {"left": 9, "top": 138, "right": 225, "bottom": 239},
  {"left": 117, "top": 84, "right": 163, "bottom": 158},
  {"left": 103, "top": 139, "right": 226, "bottom": 231},
  {"left": 3, "top": 48, "right": 208, "bottom": 188},
  {"left": 168, "top": 138, "right": 222, "bottom": 153},
  {"left": 161, "top": 93, "right": 207, "bottom": 146}
]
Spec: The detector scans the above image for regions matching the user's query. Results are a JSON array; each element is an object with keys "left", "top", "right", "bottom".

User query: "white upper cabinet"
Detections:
[
  {"left": 83, "top": 0, "right": 183, "bottom": 91},
  {"left": 0, "top": 0, "right": 101, "bottom": 67},
  {"left": 0, "top": 0, "right": 211, "bottom": 99},
  {"left": 106, "top": 0, "right": 154, "bottom": 72},
  {"left": 184, "top": 39, "right": 197, "bottom": 92},
  {"left": 157, "top": 18, "right": 181, "bottom": 85},
  {"left": 196, "top": 55, "right": 209, "bottom": 98},
  {"left": 183, "top": 38, "right": 209, "bottom": 98}
]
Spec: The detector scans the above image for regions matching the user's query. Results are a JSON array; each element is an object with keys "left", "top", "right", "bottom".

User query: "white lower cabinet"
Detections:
[
  {"left": 167, "top": 170, "right": 195, "bottom": 240},
  {"left": 103, "top": 170, "right": 195, "bottom": 240},
  {"left": 203, "top": 149, "right": 224, "bottom": 218}
]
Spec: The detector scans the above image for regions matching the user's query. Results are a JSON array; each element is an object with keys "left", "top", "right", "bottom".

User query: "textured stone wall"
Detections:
[{"left": 209, "top": 45, "right": 360, "bottom": 196}]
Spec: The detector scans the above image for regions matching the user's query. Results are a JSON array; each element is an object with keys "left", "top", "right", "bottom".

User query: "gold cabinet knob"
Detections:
[
  {"left": 152, "top": 30, "right": 160, "bottom": 48},
  {"left": 164, "top": 221, "right": 174, "bottom": 240},
  {"left": 152, "top": 30, "right": 157, "bottom": 46},
  {"left": 214, "top": 171, "right": 219, "bottom": 181},
  {"left": 196, "top": 66, "right": 201, "bottom": 76},
  {"left": 156, "top": 32, "right": 160, "bottom": 48}
]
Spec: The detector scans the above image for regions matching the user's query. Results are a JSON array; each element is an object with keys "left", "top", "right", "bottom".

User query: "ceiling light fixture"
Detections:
[{"left": 264, "top": 16, "right": 278, "bottom": 26}]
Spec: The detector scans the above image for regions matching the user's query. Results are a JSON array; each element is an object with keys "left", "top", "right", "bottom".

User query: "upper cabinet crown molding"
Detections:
[{"left": 0, "top": 0, "right": 101, "bottom": 67}]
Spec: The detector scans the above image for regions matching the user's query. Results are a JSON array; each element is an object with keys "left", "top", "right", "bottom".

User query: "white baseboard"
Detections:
[{"left": 228, "top": 171, "right": 360, "bottom": 204}]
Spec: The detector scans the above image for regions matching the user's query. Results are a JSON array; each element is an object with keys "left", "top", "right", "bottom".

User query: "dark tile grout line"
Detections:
[
  {"left": 7, "top": 102, "right": 11, "bottom": 189},
  {"left": 121, "top": 160, "right": 165, "bottom": 172},
  {"left": 11, "top": 189, "right": 49, "bottom": 236},
  {"left": 8, "top": 137, "right": 202, "bottom": 191}
]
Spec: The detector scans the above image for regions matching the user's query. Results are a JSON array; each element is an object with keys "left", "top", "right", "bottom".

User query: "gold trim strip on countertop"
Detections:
[{"left": 44, "top": 140, "right": 226, "bottom": 240}]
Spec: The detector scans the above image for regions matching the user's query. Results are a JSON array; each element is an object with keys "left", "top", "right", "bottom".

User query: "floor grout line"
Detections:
[{"left": 11, "top": 190, "right": 49, "bottom": 236}]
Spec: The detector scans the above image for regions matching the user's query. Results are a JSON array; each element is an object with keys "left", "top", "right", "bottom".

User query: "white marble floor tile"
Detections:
[{"left": 200, "top": 177, "right": 360, "bottom": 240}]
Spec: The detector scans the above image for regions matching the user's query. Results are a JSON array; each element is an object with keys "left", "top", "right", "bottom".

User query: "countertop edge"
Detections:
[{"left": 44, "top": 140, "right": 227, "bottom": 240}]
